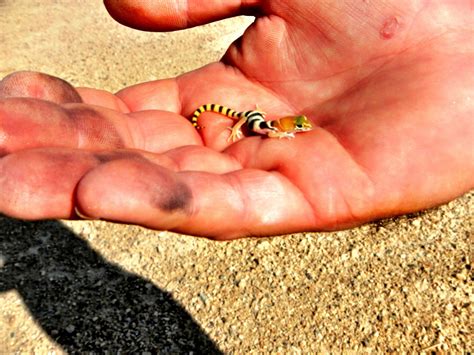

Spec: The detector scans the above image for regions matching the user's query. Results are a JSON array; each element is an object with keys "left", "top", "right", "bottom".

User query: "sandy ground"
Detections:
[{"left": 0, "top": 1, "right": 472, "bottom": 353}]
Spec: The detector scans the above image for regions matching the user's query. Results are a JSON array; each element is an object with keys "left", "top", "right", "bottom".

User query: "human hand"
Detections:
[{"left": 0, "top": 0, "right": 472, "bottom": 239}]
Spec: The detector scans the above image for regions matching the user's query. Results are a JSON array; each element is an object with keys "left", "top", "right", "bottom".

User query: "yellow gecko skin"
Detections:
[
  {"left": 192, "top": 104, "right": 242, "bottom": 129},
  {"left": 191, "top": 104, "right": 313, "bottom": 141}
]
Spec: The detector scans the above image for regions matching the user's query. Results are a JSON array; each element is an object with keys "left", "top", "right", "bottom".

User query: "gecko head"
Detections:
[{"left": 293, "top": 115, "right": 313, "bottom": 131}]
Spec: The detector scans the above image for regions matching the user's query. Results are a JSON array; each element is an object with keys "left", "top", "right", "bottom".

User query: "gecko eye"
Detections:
[{"left": 294, "top": 115, "right": 312, "bottom": 130}]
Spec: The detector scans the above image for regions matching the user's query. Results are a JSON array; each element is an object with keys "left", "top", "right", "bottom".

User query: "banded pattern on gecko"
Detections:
[{"left": 191, "top": 103, "right": 313, "bottom": 141}]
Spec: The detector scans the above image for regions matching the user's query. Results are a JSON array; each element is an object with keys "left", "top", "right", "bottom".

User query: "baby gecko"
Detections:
[{"left": 191, "top": 104, "right": 313, "bottom": 141}]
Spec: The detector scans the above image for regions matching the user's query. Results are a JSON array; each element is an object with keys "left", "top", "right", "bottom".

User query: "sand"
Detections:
[{"left": 0, "top": 1, "right": 472, "bottom": 353}]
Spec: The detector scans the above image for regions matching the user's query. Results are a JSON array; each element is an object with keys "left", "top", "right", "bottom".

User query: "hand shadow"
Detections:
[{"left": 0, "top": 216, "right": 222, "bottom": 353}]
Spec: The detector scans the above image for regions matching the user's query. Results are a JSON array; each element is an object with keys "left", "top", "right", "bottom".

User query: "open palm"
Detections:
[{"left": 0, "top": 0, "right": 472, "bottom": 239}]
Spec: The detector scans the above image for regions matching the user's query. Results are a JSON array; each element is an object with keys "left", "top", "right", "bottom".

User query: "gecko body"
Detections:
[{"left": 191, "top": 104, "right": 313, "bottom": 141}]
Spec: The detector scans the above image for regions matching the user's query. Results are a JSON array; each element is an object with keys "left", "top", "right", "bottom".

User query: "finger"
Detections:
[
  {"left": 76, "top": 159, "right": 315, "bottom": 239},
  {"left": 104, "top": 0, "right": 261, "bottom": 31},
  {"left": 0, "top": 98, "right": 201, "bottom": 154},
  {"left": 0, "top": 71, "right": 131, "bottom": 112},
  {"left": 0, "top": 98, "right": 132, "bottom": 154},
  {"left": 0, "top": 71, "right": 82, "bottom": 104},
  {"left": 0, "top": 146, "right": 240, "bottom": 222},
  {"left": 0, "top": 139, "right": 365, "bottom": 239}
]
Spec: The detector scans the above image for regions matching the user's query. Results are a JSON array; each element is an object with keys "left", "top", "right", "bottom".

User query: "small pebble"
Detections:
[{"left": 65, "top": 325, "right": 75, "bottom": 334}]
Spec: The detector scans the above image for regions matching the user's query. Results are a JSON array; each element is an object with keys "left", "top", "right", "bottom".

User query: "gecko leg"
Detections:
[{"left": 227, "top": 117, "right": 248, "bottom": 142}]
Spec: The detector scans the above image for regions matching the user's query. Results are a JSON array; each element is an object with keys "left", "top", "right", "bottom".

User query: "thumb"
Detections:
[{"left": 104, "top": 0, "right": 261, "bottom": 31}]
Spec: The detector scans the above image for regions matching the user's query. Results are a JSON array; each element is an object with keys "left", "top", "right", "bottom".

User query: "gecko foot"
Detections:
[{"left": 227, "top": 126, "right": 243, "bottom": 142}]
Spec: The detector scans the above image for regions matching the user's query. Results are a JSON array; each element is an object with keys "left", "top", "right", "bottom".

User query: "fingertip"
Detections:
[
  {"left": 0, "top": 71, "right": 82, "bottom": 104},
  {"left": 104, "top": 0, "right": 260, "bottom": 31},
  {"left": 0, "top": 149, "right": 98, "bottom": 220},
  {"left": 75, "top": 158, "right": 192, "bottom": 229},
  {"left": 104, "top": 0, "right": 187, "bottom": 31}
]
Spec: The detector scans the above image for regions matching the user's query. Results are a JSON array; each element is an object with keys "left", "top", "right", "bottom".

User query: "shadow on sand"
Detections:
[{"left": 0, "top": 216, "right": 222, "bottom": 353}]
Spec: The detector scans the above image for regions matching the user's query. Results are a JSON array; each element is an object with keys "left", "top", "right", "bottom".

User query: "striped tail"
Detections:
[{"left": 191, "top": 104, "right": 240, "bottom": 129}]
